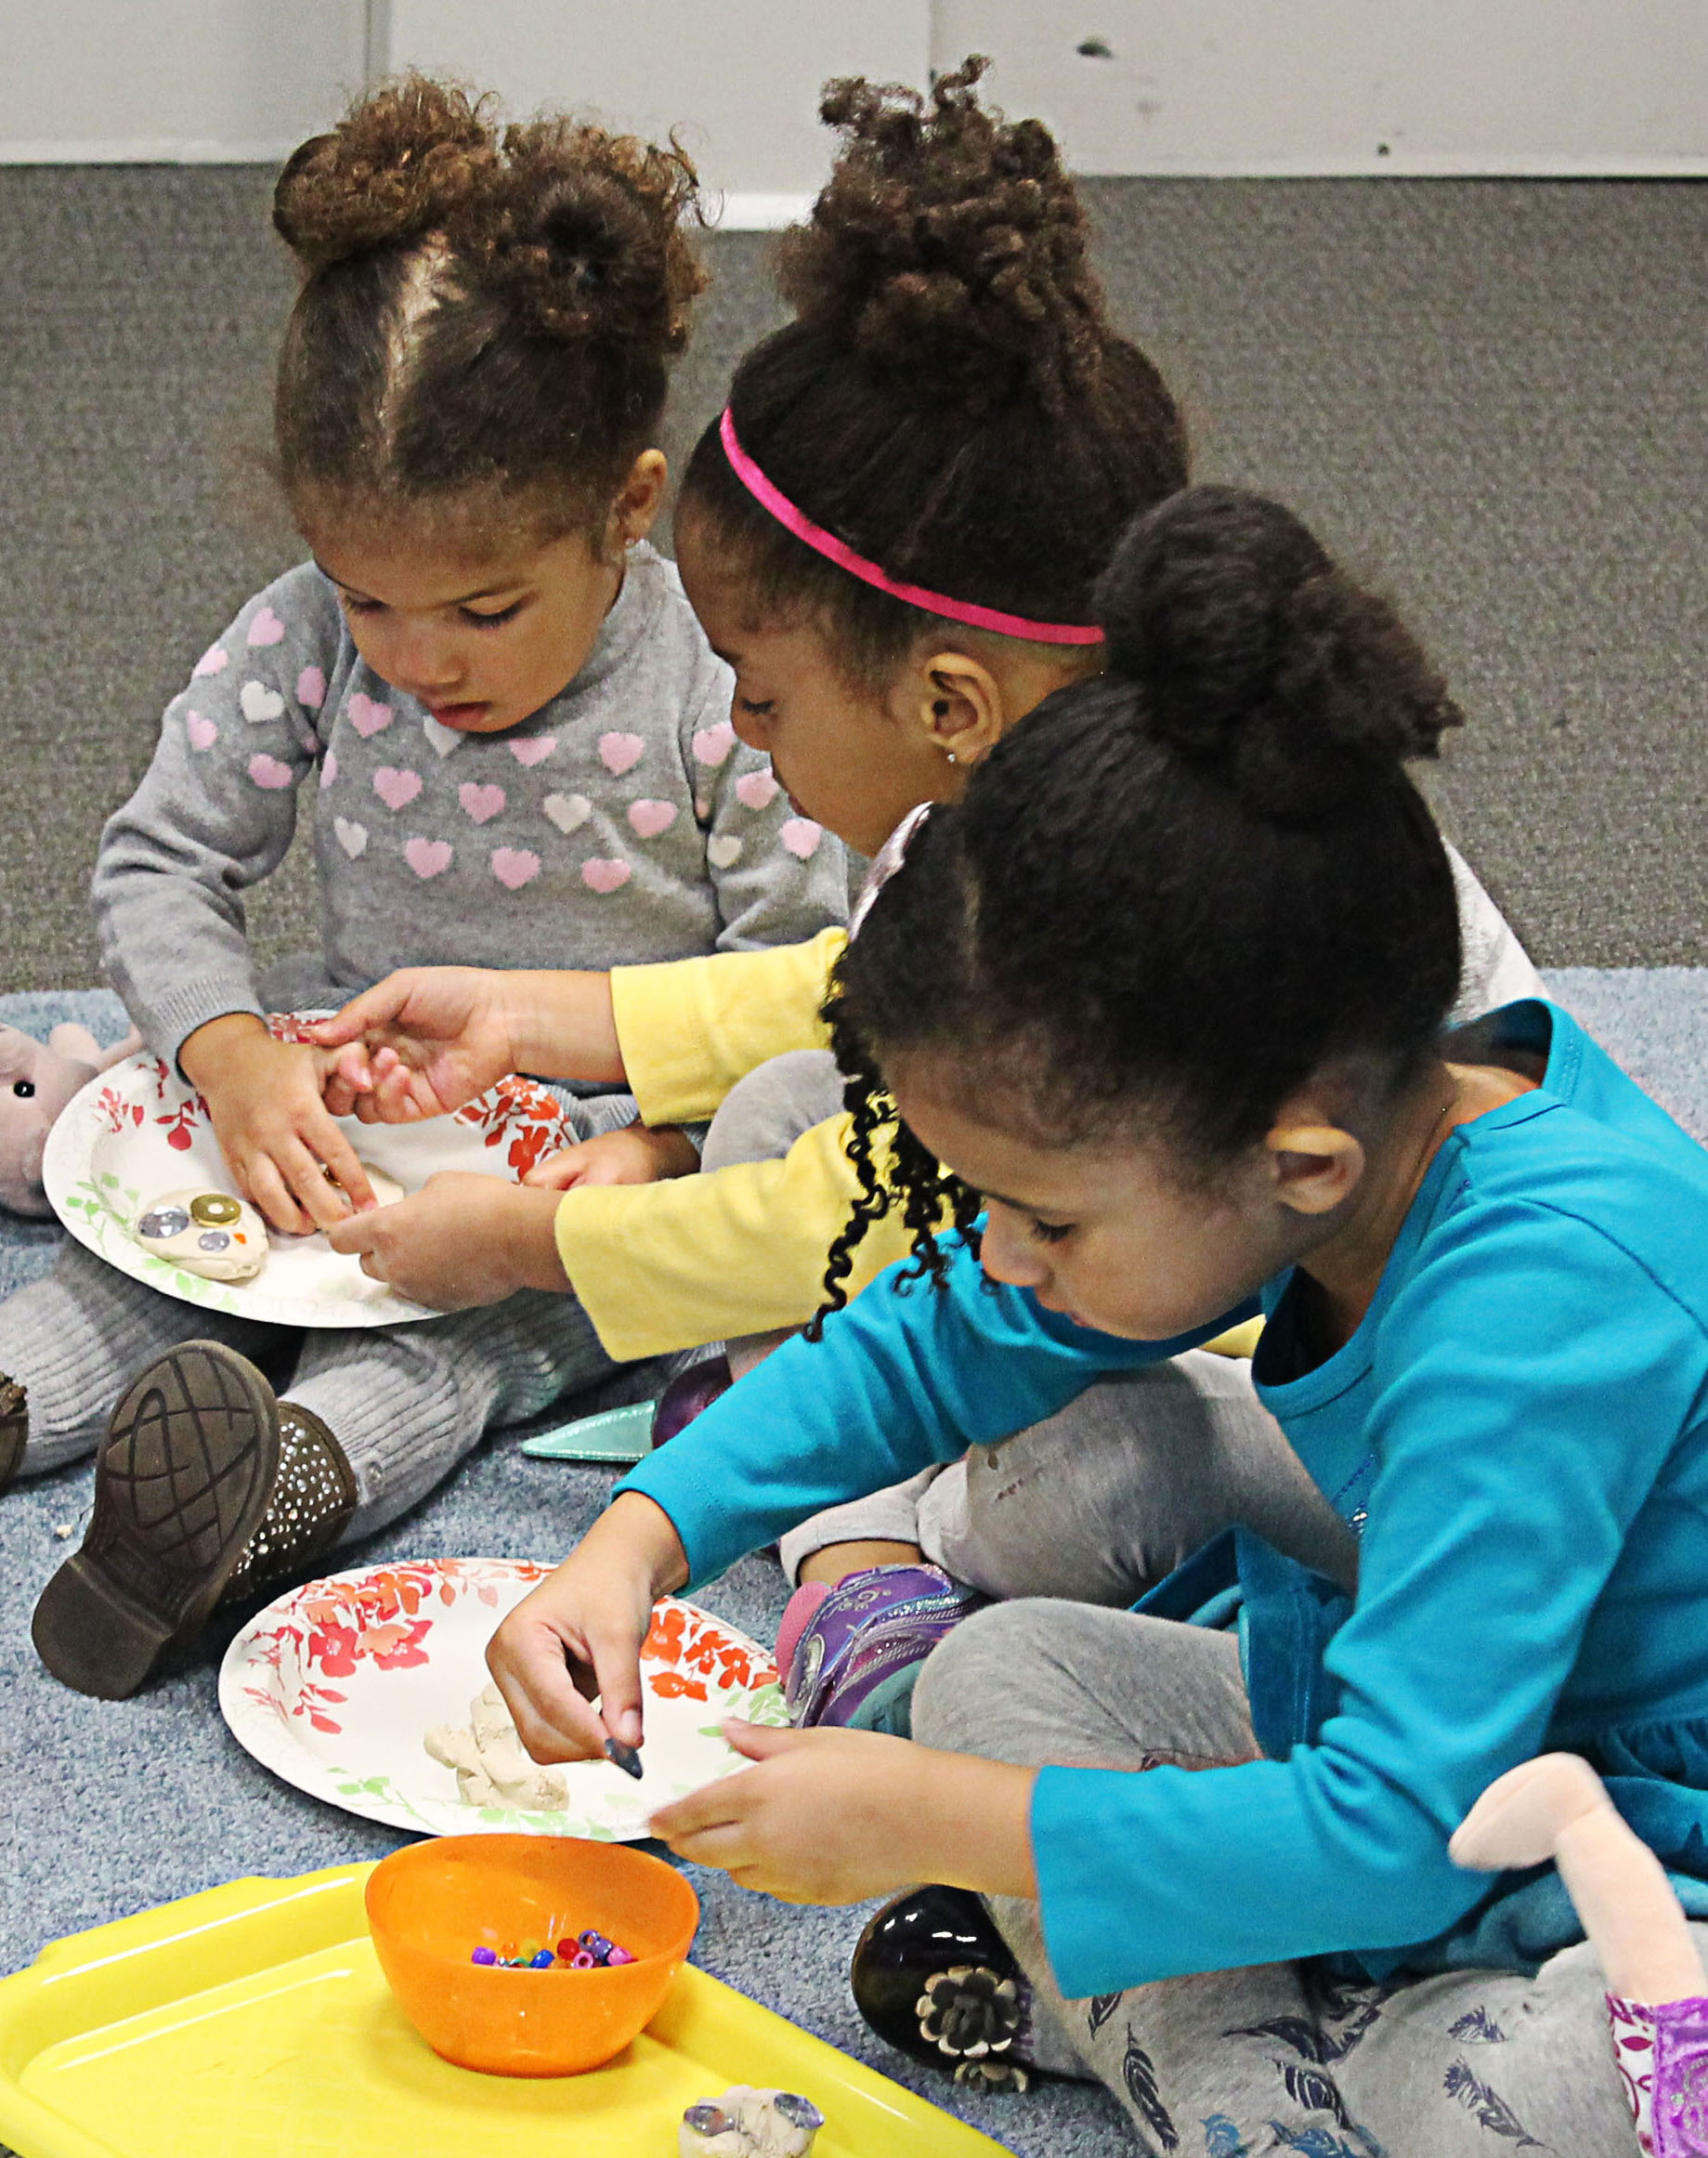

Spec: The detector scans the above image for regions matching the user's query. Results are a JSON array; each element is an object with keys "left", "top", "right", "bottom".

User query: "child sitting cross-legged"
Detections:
[
  {"left": 485, "top": 486, "right": 1708, "bottom": 2157},
  {"left": 6, "top": 76, "right": 845, "bottom": 1700}
]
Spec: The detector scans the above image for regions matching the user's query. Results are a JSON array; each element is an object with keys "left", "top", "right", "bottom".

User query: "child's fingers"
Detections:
[
  {"left": 244, "top": 1152, "right": 309, "bottom": 1236},
  {"left": 647, "top": 1768, "right": 757, "bottom": 1845},
  {"left": 719, "top": 1720, "right": 810, "bottom": 1763},
  {"left": 521, "top": 1148, "right": 584, "bottom": 1191},
  {"left": 651, "top": 1818, "right": 752, "bottom": 1871},
  {"left": 313, "top": 1124, "right": 377, "bottom": 1215},
  {"left": 487, "top": 1628, "right": 614, "bottom": 1764},
  {"left": 304, "top": 977, "right": 413, "bottom": 1047}
]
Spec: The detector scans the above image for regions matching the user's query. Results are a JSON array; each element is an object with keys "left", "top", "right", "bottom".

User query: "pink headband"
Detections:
[{"left": 718, "top": 408, "right": 1104, "bottom": 647}]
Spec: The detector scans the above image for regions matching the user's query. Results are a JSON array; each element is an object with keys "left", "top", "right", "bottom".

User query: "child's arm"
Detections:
[
  {"left": 94, "top": 572, "right": 375, "bottom": 1230},
  {"left": 486, "top": 1242, "right": 1233, "bottom": 1758}
]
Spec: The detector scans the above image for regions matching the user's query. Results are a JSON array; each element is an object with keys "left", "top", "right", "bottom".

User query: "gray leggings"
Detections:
[
  {"left": 913, "top": 1602, "right": 1668, "bottom": 2157},
  {"left": 0, "top": 1088, "right": 642, "bottom": 1539},
  {"left": 704, "top": 1051, "right": 1356, "bottom": 1600}
]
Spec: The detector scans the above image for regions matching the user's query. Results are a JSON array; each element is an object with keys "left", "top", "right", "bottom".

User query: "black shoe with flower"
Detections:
[{"left": 851, "top": 1885, "right": 1038, "bottom": 2093}]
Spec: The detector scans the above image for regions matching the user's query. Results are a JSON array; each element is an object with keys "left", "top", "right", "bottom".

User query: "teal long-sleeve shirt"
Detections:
[{"left": 619, "top": 1003, "right": 1708, "bottom": 1998}]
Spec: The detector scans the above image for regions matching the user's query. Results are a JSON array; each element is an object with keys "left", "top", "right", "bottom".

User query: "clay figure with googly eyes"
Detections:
[
  {"left": 679, "top": 2088, "right": 824, "bottom": 2157},
  {"left": 131, "top": 1188, "right": 269, "bottom": 1282}
]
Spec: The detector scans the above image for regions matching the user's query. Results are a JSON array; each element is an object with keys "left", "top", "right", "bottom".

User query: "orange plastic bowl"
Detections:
[{"left": 366, "top": 1834, "right": 700, "bottom": 2075}]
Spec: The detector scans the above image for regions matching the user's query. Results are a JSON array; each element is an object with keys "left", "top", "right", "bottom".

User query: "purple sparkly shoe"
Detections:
[
  {"left": 1609, "top": 1993, "right": 1708, "bottom": 2154},
  {"left": 784, "top": 1563, "right": 987, "bottom": 1731},
  {"left": 650, "top": 1354, "right": 732, "bottom": 1449}
]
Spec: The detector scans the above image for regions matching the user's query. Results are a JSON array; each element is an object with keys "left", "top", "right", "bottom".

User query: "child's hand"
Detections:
[
  {"left": 485, "top": 1493, "right": 692, "bottom": 1763},
  {"left": 310, "top": 967, "right": 525, "bottom": 1123},
  {"left": 309, "top": 964, "right": 624, "bottom": 1121},
  {"left": 523, "top": 1122, "right": 699, "bottom": 1191},
  {"left": 325, "top": 1171, "right": 567, "bottom": 1309},
  {"left": 649, "top": 1723, "right": 1040, "bottom": 1906},
  {"left": 181, "top": 1015, "right": 376, "bottom": 1235}
]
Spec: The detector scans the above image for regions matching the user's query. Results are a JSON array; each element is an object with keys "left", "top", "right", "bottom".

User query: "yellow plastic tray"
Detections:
[{"left": 0, "top": 1866, "right": 1014, "bottom": 2157}]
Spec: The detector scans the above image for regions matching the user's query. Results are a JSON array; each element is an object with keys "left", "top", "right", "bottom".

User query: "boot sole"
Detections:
[{"left": 32, "top": 1341, "right": 280, "bottom": 1699}]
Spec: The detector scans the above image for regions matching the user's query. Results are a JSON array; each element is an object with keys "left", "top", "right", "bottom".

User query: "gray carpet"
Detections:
[
  {"left": 0, "top": 968, "right": 1703, "bottom": 2158},
  {"left": 0, "top": 170, "right": 1704, "bottom": 987}
]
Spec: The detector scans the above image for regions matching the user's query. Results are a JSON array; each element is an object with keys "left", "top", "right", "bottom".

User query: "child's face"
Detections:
[
  {"left": 307, "top": 519, "right": 624, "bottom": 735},
  {"left": 675, "top": 522, "right": 955, "bottom": 858},
  {"left": 892, "top": 1062, "right": 1309, "bottom": 1342}
]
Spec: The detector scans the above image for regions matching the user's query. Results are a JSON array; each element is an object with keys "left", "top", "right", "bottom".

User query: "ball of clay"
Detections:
[
  {"left": 132, "top": 1188, "right": 268, "bottom": 1282},
  {"left": 680, "top": 2088, "right": 824, "bottom": 2157},
  {"left": 424, "top": 1682, "right": 569, "bottom": 1811}
]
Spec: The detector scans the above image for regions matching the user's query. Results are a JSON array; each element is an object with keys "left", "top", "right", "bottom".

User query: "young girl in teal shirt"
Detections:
[{"left": 489, "top": 483, "right": 1708, "bottom": 2154}]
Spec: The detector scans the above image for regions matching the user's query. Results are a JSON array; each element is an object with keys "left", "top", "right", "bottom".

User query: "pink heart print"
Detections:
[
  {"left": 191, "top": 643, "right": 228, "bottom": 678},
  {"left": 347, "top": 692, "right": 394, "bottom": 739},
  {"left": 491, "top": 847, "right": 541, "bottom": 891},
  {"left": 508, "top": 735, "right": 557, "bottom": 767},
  {"left": 627, "top": 799, "right": 677, "bottom": 840},
  {"left": 692, "top": 720, "right": 737, "bottom": 767},
  {"left": 598, "top": 731, "right": 646, "bottom": 777},
  {"left": 185, "top": 712, "right": 217, "bottom": 752},
  {"left": 248, "top": 753, "right": 293, "bottom": 791},
  {"left": 581, "top": 857, "right": 632, "bottom": 895},
  {"left": 372, "top": 766, "right": 423, "bottom": 811},
  {"left": 246, "top": 607, "right": 286, "bottom": 647},
  {"left": 319, "top": 749, "right": 338, "bottom": 790},
  {"left": 405, "top": 837, "right": 453, "bottom": 879},
  {"left": 459, "top": 781, "right": 507, "bottom": 825},
  {"left": 296, "top": 665, "right": 326, "bottom": 710},
  {"left": 781, "top": 817, "right": 823, "bottom": 860},
  {"left": 736, "top": 769, "right": 779, "bottom": 811}
]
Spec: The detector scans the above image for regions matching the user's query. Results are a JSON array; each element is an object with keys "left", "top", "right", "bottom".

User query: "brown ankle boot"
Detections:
[
  {"left": 32, "top": 1342, "right": 280, "bottom": 1699},
  {"left": 219, "top": 1401, "right": 357, "bottom": 1607},
  {"left": 0, "top": 1378, "right": 25, "bottom": 1496}
]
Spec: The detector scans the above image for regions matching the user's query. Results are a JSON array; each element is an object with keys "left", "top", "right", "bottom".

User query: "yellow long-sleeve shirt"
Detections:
[
  {"left": 552, "top": 923, "right": 1262, "bottom": 1363},
  {"left": 552, "top": 929, "right": 919, "bottom": 1359}
]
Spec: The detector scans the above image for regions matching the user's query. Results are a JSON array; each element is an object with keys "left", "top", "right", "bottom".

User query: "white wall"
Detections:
[
  {"left": 384, "top": 0, "right": 929, "bottom": 217},
  {"left": 2, "top": 1, "right": 1702, "bottom": 183},
  {"left": 0, "top": 0, "right": 367, "bottom": 163},
  {"left": 936, "top": 0, "right": 1708, "bottom": 174}
]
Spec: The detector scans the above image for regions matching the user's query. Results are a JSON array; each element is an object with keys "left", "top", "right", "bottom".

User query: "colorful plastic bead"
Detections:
[
  {"left": 529, "top": 1950, "right": 555, "bottom": 1969},
  {"left": 470, "top": 1946, "right": 497, "bottom": 1966},
  {"left": 570, "top": 1950, "right": 598, "bottom": 1968},
  {"left": 606, "top": 1944, "right": 635, "bottom": 1965},
  {"left": 519, "top": 1938, "right": 541, "bottom": 1958},
  {"left": 555, "top": 1938, "right": 577, "bottom": 1960}
]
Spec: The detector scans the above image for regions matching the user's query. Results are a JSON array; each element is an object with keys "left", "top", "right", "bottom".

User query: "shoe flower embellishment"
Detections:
[{"left": 918, "top": 1964, "right": 1023, "bottom": 2061}]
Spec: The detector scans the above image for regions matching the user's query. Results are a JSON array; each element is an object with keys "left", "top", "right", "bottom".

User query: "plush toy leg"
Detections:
[{"left": 1455, "top": 1756, "right": 1708, "bottom": 2155}]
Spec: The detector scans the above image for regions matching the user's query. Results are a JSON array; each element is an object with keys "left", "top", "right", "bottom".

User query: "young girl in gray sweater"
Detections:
[{"left": 7, "top": 78, "right": 845, "bottom": 1698}]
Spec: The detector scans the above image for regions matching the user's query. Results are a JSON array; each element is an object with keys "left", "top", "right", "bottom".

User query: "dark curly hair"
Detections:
[
  {"left": 272, "top": 74, "right": 706, "bottom": 542},
  {"left": 676, "top": 57, "right": 1187, "bottom": 686},
  {"left": 814, "top": 485, "right": 1467, "bottom": 1315}
]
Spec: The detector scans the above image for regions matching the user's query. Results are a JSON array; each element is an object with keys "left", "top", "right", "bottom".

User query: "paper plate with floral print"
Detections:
[
  {"left": 219, "top": 1559, "right": 786, "bottom": 1841},
  {"left": 40, "top": 1015, "right": 580, "bottom": 1327}
]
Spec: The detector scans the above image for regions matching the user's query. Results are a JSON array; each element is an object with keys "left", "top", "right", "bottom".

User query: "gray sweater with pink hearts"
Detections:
[{"left": 93, "top": 546, "right": 849, "bottom": 1070}]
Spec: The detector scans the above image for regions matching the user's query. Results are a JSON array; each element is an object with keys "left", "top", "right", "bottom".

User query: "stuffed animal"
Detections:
[
  {"left": 0, "top": 1023, "right": 139, "bottom": 1219},
  {"left": 1454, "top": 1754, "right": 1708, "bottom": 2155}
]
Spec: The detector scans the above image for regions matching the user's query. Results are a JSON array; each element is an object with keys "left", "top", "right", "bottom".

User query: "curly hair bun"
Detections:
[
  {"left": 776, "top": 55, "right": 1108, "bottom": 411},
  {"left": 474, "top": 122, "right": 704, "bottom": 351},
  {"left": 273, "top": 75, "right": 496, "bottom": 267},
  {"left": 1096, "top": 485, "right": 1464, "bottom": 818}
]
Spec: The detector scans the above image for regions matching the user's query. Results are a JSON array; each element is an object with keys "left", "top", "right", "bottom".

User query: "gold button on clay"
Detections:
[{"left": 190, "top": 1192, "right": 242, "bottom": 1226}]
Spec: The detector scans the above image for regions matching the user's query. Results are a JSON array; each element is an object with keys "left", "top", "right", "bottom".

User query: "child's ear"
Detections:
[
  {"left": 1265, "top": 1122, "right": 1365, "bottom": 1216},
  {"left": 615, "top": 449, "right": 670, "bottom": 546},
  {"left": 911, "top": 650, "right": 1005, "bottom": 768}
]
